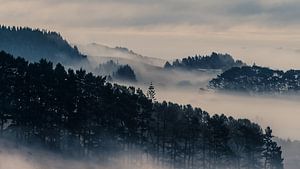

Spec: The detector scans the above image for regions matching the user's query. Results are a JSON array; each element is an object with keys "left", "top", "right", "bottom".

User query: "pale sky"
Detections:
[{"left": 1, "top": 0, "right": 300, "bottom": 69}]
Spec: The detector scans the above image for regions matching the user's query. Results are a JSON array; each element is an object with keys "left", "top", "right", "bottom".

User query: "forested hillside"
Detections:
[
  {"left": 0, "top": 25, "right": 87, "bottom": 65},
  {"left": 164, "top": 52, "right": 245, "bottom": 71},
  {"left": 209, "top": 65, "right": 300, "bottom": 94},
  {"left": 0, "top": 51, "right": 283, "bottom": 169}
]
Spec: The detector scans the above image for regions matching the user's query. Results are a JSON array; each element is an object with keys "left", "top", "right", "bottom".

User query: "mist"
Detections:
[
  {"left": 133, "top": 86, "right": 300, "bottom": 169},
  {"left": 0, "top": 139, "right": 165, "bottom": 169},
  {"left": 2, "top": 137, "right": 288, "bottom": 169},
  {"left": 151, "top": 87, "right": 300, "bottom": 141},
  {"left": 77, "top": 43, "right": 220, "bottom": 89},
  {"left": 1, "top": 43, "right": 298, "bottom": 169},
  {"left": 77, "top": 43, "right": 300, "bottom": 140}
]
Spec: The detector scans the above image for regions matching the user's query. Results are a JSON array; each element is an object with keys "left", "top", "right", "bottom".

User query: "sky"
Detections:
[{"left": 1, "top": 0, "right": 300, "bottom": 69}]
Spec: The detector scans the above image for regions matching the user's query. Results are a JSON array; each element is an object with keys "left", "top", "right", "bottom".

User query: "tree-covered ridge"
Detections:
[
  {"left": 164, "top": 52, "right": 245, "bottom": 71},
  {"left": 209, "top": 65, "right": 300, "bottom": 94},
  {"left": 0, "top": 51, "right": 283, "bottom": 169},
  {"left": 0, "top": 25, "right": 87, "bottom": 65},
  {"left": 95, "top": 60, "right": 137, "bottom": 82},
  {"left": 113, "top": 64, "right": 137, "bottom": 82}
]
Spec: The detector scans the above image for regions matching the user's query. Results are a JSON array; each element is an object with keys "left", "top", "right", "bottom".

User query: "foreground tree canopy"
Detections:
[{"left": 0, "top": 51, "right": 283, "bottom": 169}]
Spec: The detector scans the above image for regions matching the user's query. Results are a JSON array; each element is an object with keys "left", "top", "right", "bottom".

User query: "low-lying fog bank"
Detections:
[{"left": 0, "top": 139, "right": 163, "bottom": 169}]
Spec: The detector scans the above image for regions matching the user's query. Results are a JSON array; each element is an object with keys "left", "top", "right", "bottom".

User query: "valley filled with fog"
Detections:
[
  {"left": 78, "top": 43, "right": 300, "bottom": 141},
  {"left": 0, "top": 25, "right": 299, "bottom": 169},
  {"left": 79, "top": 42, "right": 300, "bottom": 169},
  {"left": 2, "top": 0, "right": 300, "bottom": 168}
]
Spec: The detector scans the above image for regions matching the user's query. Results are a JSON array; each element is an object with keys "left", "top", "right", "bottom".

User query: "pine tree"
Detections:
[
  {"left": 147, "top": 82, "right": 156, "bottom": 102},
  {"left": 263, "top": 127, "right": 284, "bottom": 169}
]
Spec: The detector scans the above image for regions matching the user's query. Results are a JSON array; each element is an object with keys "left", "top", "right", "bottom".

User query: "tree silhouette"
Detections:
[{"left": 147, "top": 82, "right": 156, "bottom": 102}]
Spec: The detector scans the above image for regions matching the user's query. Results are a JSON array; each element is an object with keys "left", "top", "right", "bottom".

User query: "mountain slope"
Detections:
[
  {"left": 77, "top": 43, "right": 165, "bottom": 67},
  {"left": 0, "top": 25, "right": 87, "bottom": 66}
]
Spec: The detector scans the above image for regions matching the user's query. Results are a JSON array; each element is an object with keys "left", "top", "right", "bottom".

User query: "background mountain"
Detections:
[
  {"left": 0, "top": 25, "right": 88, "bottom": 67},
  {"left": 77, "top": 43, "right": 165, "bottom": 67},
  {"left": 165, "top": 52, "right": 246, "bottom": 71}
]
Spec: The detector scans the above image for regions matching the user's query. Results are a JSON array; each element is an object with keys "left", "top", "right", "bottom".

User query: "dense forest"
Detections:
[
  {"left": 0, "top": 25, "right": 87, "bottom": 65},
  {"left": 164, "top": 53, "right": 245, "bottom": 71},
  {"left": 95, "top": 60, "right": 137, "bottom": 82},
  {"left": 209, "top": 65, "right": 300, "bottom": 94},
  {"left": 0, "top": 51, "right": 283, "bottom": 169}
]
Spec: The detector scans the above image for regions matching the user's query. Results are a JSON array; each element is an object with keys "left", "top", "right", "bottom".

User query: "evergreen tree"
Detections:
[
  {"left": 263, "top": 127, "right": 284, "bottom": 169},
  {"left": 147, "top": 82, "right": 156, "bottom": 102}
]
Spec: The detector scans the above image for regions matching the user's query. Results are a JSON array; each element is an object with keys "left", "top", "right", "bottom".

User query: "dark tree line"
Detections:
[
  {"left": 164, "top": 52, "right": 245, "bottom": 71},
  {"left": 209, "top": 65, "right": 300, "bottom": 94},
  {"left": 0, "top": 51, "right": 283, "bottom": 169},
  {"left": 0, "top": 25, "right": 87, "bottom": 65}
]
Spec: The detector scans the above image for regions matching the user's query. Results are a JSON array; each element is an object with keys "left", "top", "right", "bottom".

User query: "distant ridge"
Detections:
[
  {"left": 164, "top": 52, "right": 245, "bottom": 71},
  {"left": 209, "top": 65, "right": 300, "bottom": 94}
]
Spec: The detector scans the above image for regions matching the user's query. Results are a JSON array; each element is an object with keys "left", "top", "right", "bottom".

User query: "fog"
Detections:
[
  {"left": 144, "top": 86, "right": 300, "bottom": 169},
  {"left": 77, "top": 43, "right": 165, "bottom": 68},
  {"left": 2, "top": 42, "right": 297, "bottom": 169},
  {"left": 153, "top": 87, "right": 300, "bottom": 141},
  {"left": 77, "top": 43, "right": 220, "bottom": 88},
  {"left": 0, "top": 139, "right": 164, "bottom": 169},
  {"left": 78, "top": 43, "right": 300, "bottom": 141}
]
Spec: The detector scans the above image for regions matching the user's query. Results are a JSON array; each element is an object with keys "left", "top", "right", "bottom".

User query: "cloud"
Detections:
[{"left": 2, "top": 0, "right": 300, "bottom": 30}]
